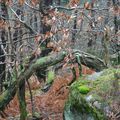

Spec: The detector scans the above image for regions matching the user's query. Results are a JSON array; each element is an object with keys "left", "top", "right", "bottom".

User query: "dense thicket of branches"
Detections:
[{"left": 0, "top": 0, "right": 119, "bottom": 119}]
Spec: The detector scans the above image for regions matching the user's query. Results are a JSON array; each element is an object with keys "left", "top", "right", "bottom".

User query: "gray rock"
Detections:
[
  {"left": 87, "top": 71, "right": 103, "bottom": 81},
  {"left": 93, "top": 101, "right": 101, "bottom": 109},
  {"left": 85, "top": 95, "right": 93, "bottom": 102}
]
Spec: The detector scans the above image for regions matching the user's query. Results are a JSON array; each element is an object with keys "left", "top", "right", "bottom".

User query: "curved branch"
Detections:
[
  {"left": 0, "top": 51, "right": 67, "bottom": 110},
  {"left": 9, "top": 6, "right": 38, "bottom": 34},
  {"left": 73, "top": 50, "right": 107, "bottom": 71}
]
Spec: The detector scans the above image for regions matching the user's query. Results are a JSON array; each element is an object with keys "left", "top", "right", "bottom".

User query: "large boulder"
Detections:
[{"left": 64, "top": 68, "right": 120, "bottom": 120}]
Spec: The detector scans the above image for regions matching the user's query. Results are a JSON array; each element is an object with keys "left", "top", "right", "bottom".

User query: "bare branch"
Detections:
[{"left": 9, "top": 6, "right": 38, "bottom": 34}]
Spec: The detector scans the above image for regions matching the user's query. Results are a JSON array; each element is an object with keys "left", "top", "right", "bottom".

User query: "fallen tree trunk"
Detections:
[{"left": 0, "top": 50, "right": 106, "bottom": 111}]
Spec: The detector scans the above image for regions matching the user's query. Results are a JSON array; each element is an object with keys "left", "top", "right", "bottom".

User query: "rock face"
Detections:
[{"left": 64, "top": 68, "right": 120, "bottom": 120}]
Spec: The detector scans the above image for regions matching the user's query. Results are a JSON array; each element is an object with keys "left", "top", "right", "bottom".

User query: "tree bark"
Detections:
[{"left": 73, "top": 50, "right": 106, "bottom": 71}]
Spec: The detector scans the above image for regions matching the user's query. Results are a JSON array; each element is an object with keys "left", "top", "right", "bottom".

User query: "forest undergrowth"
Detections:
[{"left": 3, "top": 65, "right": 95, "bottom": 120}]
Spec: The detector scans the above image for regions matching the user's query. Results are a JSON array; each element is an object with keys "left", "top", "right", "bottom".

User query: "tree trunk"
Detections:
[{"left": 112, "top": 0, "right": 119, "bottom": 64}]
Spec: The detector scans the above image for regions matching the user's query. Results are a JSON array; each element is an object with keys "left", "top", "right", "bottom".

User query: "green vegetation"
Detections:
[
  {"left": 64, "top": 68, "right": 120, "bottom": 120},
  {"left": 46, "top": 70, "right": 55, "bottom": 84},
  {"left": 78, "top": 85, "right": 90, "bottom": 94}
]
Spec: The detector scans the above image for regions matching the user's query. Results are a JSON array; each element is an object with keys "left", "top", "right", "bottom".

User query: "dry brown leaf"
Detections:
[
  {"left": 45, "top": 32, "right": 53, "bottom": 39},
  {"left": 47, "top": 42, "right": 54, "bottom": 48},
  {"left": 84, "top": 2, "right": 90, "bottom": 9},
  {"left": 69, "top": 0, "right": 80, "bottom": 7},
  {"left": 19, "top": 0, "right": 25, "bottom": 5},
  {"left": 31, "top": 0, "right": 38, "bottom": 6},
  {"left": 0, "top": 19, "right": 5, "bottom": 29},
  {"left": 35, "top": 35, "right": 41, "bottom": 43}
]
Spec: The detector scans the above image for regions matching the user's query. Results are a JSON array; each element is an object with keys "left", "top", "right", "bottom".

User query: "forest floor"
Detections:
[{"left": 2, "top": 65, "right": 95, "bottom": 120}]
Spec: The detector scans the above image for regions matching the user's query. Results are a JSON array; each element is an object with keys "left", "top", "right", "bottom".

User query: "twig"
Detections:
[
  {"left": 25, "top": 1, "right": 40, "bottom": 12},
  {"left": 9, "top": 6, "right": 38, "bottom": 35},
  {"left": 51, "top": 5, "right": 108, "bottom": 11}
]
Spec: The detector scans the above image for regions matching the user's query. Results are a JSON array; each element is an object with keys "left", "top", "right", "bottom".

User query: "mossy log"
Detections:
[
  {"left": 73, "top": 50, "right": 107, "bottom": 71},
  {"left": 0, "top": 50, "right": 106, "bottom": 111},
  {"left": 0, "top": 81, "right": 16, "bottom": 110}
]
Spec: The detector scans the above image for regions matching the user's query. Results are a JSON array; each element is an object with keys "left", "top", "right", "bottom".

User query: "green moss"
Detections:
[
  {"left": 78, "top": 85, "right": 90, "bottom": 94},
  {"left": 33, "top": 112, "right": 41, "bottom": 118},
  {"left": 71, "top": 77, "right": 90, "bottom": 88},
  {"left": 27, "top": 112, "right": 41, "bottom": 119},
  {"left": 46, "top": 70, "right": 55, "bottom": 84},
  {"left": 92, "top": 68, "right": 120, "bottom": 95},
  {"left": 91, "top": 94, "right": 103, "bottom": 102},
  {"left": 19, "top": 100, "right": 27, "bottom": 120}
]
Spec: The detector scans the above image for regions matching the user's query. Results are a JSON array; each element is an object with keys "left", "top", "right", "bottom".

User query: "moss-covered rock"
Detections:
[
  {"left": 64, "top": 88, "right": 105, "bottom": 120},
  {"left": 64, "top": 68, "right": 120, "bottom": 120}
]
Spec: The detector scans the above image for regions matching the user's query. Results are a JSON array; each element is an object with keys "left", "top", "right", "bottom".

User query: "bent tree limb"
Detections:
[
  {"left": 73, "top": 50, "right": 107, "bottom": 71},
  {"left": 0, "top": 51, "right": 67, "bottom": 110},
  {"left": 0, "top": 50, "right": 106, "bottom": 111}
]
